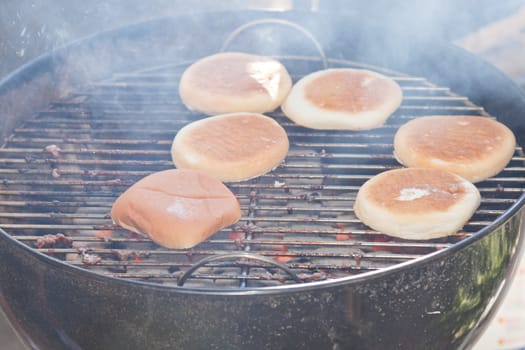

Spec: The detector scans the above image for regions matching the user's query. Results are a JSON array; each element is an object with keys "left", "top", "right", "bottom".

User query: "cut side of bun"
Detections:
[
  {"left": 281, "top": 68, "right": 403, "bottom": 130},
  {"left": 353, "top": 168, "right": 480, "bottom": 240},
  {"left": 179, "top": 52, "right": 292, "bottom": 115},
  {"left": 394, "top": 115, "right": 516, "bottom": 183},
  {"left": 111, "top": 169, "right": 242, "bottom": 249},
  {"left": 171, "top": 112, "right": 289, "bottom": 182}
]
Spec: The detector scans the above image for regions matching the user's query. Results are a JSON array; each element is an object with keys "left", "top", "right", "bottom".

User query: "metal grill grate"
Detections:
[{"left": 1, "top": 56, "right": 524, "bottom": 288}]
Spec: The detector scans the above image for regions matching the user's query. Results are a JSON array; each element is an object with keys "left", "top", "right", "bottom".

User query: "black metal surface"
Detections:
[
  {"left": 0, "top": 210, "right": 522, "bottom": 350},
  {"left": 0, "top": 10, "right": 524, "bottom": 350}
]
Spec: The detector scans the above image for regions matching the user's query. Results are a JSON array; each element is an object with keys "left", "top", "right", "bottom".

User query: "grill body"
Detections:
[
  {"left": 0, "top": 215, "right": 522, "bottom": 350},
  {"left": 0, "top": 11, "right": 524, "bottom": 350}
]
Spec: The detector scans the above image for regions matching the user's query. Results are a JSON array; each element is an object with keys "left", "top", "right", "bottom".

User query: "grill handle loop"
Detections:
[
  {"left": 220, "top": 18, "right": 328, "bottom": 69},
  {"left": 176, "top": 252, "right": 304, "bottom": 287}
]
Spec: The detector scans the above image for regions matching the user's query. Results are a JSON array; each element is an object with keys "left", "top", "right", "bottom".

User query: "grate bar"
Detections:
[
  {"left": 35, "top": 248, "right": 424, "bottom": 262},
  {"left": 0, "top": 195, "right": 519, "bottom": 207},
  {"left": 13, "top": 235, "right": 453, "bottom": 249}
]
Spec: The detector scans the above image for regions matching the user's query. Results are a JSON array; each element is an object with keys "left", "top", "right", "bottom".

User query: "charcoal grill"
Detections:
[
  {"left": 2, "top": 56, "right": 522, "bottom": 287},
  {"left": 0, "top": 10, "right": 524, "bottom": 350}
]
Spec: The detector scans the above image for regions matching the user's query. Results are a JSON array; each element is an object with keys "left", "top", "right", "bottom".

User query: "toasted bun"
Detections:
[
  {"left": 179, "top": 52, "right": 292, "bottom": 115},
  {"left": 171, "top": 113, "right": 289, "bottom": 182},
  {"left": 281, "top": 68, "right": 403, "bottom": 130},
  {"left": 394, "top": 116, "right": 516, "bottom": 183},
  {"left": 111, "top": 169, "right": 242, "bottom": 249},
  {"left": 354, "top": 168, "right": 480, "bottom": 240}
]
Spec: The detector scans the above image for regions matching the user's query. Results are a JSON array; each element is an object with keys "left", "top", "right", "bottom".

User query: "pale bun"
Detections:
[
  {"left": 354, "top": 168, "right": 480, "bottom": 240},
  {"left": 171, "top": 113, "right": 289, "bottom": 182},
  {"left": 111, "top": 169, "right": 241, "bottom": 249},
  {"left": 394, "top": 115, "right": 516, "bottom": 183},
  {"left": 179, "top": 52, "right": 292, "bottom": 115},
  {"left": 281, "top": 68, "right": 403, "bottom": 130}
]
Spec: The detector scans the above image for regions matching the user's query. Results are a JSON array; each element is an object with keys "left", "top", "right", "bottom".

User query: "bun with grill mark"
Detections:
[
  {"left": 171, "top": 112, "right": 289, "bottom": 182},
  {"left": 179, "top": 52, "right": 292, "bottom": 115},
  {"left": 393, "top": 115, "right": 516, "bottom": 183},
  {"left": 111, "top": 169, "right": 242, "bottom": 249},
  {"left": 281, "top": 68, "right": 403, "bottom": 130},
  {"left": 353, "top": 167, "right": 481, "bottom": 240}
]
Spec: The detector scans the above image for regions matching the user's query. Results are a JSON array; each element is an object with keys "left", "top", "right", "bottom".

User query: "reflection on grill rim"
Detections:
[{"left": 0, "top": 55, "right": 524, "bottom": 289}]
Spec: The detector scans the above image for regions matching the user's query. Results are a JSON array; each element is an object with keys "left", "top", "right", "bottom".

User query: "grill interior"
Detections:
[{"left": 1, "top": 55, "right": 524, "bottom": 289}]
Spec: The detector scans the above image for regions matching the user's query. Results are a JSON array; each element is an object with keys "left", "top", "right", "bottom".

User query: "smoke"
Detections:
[
  {"left": 0, "top": 0, "right": 235, "bottom": 78},
  {"left": 1, "top": 0, "right": 524, "bottom": 80},
  {"left": 1, "top": 0, "right": 525, "bottom": 138},
  {"left": 320, "top": 0, "right": 525, "bottom": 41}
]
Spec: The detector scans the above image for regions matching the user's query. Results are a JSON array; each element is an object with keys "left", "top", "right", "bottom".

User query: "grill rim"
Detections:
[{"left": 0, "top": 11, "right": 525, "bottom": 295}]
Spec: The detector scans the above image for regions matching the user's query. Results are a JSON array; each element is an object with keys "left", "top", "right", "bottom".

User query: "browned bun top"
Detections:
[
  {"left": 393, "top": 115, "right": 516, "bottom": 182},
  {"left": 362, "top": 168, "right": 474, "bottom": 214},
  {"left": 281, "top": 68, "right": 403, "bottom": 130},
  {"left": 110, "top": 169, "right": 242, "bottom": 249},
  {"left": 185, "top": 53, "right": 277, "bottom": 95},
  {"left": 397, "top": 116, "right": 510, "bottom": 162},
  {"left": 304, "top": 69, "right": 400, "bottom": 113},
  {"left": 179, "top": 52, "right": 292, "bottom": 115},
  {"left": 171, "top": 113, "right": 289, "bottom": 182},
  {"left": 353, "top": 167, "right": 481, "bottom": 240}
]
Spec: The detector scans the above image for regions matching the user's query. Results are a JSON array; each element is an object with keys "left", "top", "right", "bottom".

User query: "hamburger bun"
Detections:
[
  {"left": 394, "top": 115, "right": 516, "bottom": 183},
  {"left": 281, "top": 68, "right": 403, "bottom": 130},
  {"left": 111, "top": 169, "right": 242, "bottom": 249},
  {"left": 354, "top": 168, "right": 480, "bottom": 240},
  {"left": 179, "top": 52, "right": 292, "bottom": 115},
  {"left": 171, "top": 112, "right": 289, "bottom": 182}
]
